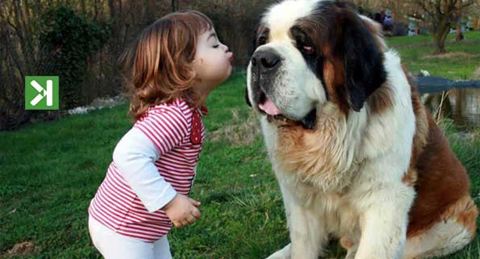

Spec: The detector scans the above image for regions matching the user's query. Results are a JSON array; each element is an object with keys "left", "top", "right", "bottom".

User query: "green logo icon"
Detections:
[{"left": 25, "top": 76, "right": 59, "bottom": 110}]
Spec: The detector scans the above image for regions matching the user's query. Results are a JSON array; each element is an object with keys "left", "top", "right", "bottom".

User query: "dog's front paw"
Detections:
[{"left": 265, "top": 243, "right": 291, "bottom": 259}]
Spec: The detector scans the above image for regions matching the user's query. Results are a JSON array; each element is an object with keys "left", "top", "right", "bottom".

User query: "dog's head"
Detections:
[{"left": 246, "top": 0, "right": 387, "bottom": 126}]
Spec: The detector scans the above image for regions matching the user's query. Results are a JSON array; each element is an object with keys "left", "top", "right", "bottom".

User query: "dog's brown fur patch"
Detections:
[
  {"left": 445, "top": 195, "right": 479, "bottom": 238},
  {"left": 401, "top": 66, "right": 429, "bottom": 188},
  {"left": 399, "top": 66, "right": 476, "bottom": 238},
  {"left": 406, "top": 114, "right": 474, "bottom": 237},
  {"left": 367, "top": 85, "right": 394, "bottom": 115},
  {"left": 402, "top": 168, "right": 418, "bottom": 187},
  {"left": 322, "top": 45, "right": 350, "bottom": 115}
]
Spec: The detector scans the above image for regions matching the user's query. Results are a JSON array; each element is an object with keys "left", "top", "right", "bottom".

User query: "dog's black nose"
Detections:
[{"left": 251, "top": 50, "right": 280, "bottom": 70}]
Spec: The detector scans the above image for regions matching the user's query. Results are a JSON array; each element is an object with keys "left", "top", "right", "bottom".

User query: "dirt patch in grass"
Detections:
[
  {"left": 209, "top": 109, "right": 261, "bottom": 146},
  {"left": 3, "top": 241, "right": 38, "bottom": 258},
  {"left": 423, "top": 52, "right": 477, "bottom": 60}
]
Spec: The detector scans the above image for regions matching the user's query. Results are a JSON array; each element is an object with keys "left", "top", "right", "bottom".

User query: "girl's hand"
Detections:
[{"left": 163, "top": 194, "right": 201, "bottom": 228}]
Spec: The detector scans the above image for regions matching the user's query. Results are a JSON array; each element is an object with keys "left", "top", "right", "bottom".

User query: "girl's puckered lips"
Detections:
[{"left": 228, "top": 52, "right": 234, "bottom": 62}]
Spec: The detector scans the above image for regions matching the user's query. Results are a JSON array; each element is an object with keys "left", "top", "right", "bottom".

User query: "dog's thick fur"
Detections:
[{"left": 246, "top": 1, "right": 478, "bottom": 259}]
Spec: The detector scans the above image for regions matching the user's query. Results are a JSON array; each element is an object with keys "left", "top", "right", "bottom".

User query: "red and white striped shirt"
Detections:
[{"left": 89, "top": 99, "right": 206, "bottom": 242}]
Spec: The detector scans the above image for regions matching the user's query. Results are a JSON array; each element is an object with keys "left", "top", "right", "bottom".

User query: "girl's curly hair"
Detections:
[{"left": 120, "top": 10, "right": 213, "bottom": 120}]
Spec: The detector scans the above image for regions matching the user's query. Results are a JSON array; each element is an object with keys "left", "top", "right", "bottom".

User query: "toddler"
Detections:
[{"left": 88, "top": 10, "right": 233, "bottom": 259}]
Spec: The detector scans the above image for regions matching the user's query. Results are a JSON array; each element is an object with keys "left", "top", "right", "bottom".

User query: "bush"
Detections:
[{"left": 38, "top": 6, "right": 110, "bottom": 109}]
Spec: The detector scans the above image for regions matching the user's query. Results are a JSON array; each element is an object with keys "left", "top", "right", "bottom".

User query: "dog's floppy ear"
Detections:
[{"left": 336, "top": 6, "right": 386, "bottom": 112}]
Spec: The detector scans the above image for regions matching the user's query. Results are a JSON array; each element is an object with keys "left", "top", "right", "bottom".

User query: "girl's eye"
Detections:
[
  {"left": 213, "top": 44, "right": 219, "bottom": 48},
  {"left": 303, "top": 45, "right": 314, "bottom": 53}
]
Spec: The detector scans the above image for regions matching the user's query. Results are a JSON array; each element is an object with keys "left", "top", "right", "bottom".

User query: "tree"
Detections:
[
  {"left": 455, "top": 0, "right": 464, "bottom": 41},
  {"left": 412, "top": 0, "right": 475, "bottom": 54}
]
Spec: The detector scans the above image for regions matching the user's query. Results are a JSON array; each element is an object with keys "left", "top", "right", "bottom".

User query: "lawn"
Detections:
[
  {"left": 387, "top": 31, "right": 480, "bottom": 80},
  {"left": 1, "top": 33, "right": 480, "bottom": 258}
]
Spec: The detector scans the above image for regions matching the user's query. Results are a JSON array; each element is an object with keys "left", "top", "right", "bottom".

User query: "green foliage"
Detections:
[{"left": 38, "top": 6, "right": 110, "bottom": 109}]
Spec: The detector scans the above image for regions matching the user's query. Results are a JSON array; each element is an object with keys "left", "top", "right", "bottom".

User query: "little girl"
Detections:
[{"left": 88, "top": 10, "right": 233, "bottom": 259}]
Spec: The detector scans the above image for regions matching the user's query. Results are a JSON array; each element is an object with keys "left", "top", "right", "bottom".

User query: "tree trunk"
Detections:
[
  {"left": 80, "top": 0, "right": 87, "bottom": 15},
  {"left": 455, "top": 0, "right": 464, "bottom": 42},
  {"left": 433, "top": 20, "right": 449, "bottom": 54},
  {"left": 108, "top": 0, "right": 115, "bottom": 20},
  {"left": 93, "top": 0, "right": 98, "bottom": 20},
  {"left": 456, "top": 24, "right": 464, "bottom": 41}
]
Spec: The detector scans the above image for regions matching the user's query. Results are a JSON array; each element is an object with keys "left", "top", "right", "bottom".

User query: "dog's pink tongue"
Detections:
[{"left": 259, "top": 98, "right": 282, "bottom": 116}]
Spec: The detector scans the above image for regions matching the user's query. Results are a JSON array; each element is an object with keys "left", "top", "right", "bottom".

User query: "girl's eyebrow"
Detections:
[{"left": 207, "top": 32, "right": 218, "bottom": 41}]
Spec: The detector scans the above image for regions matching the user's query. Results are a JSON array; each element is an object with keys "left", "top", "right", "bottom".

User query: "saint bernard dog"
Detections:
[{"left": 246, "top": 0, "right": 478, "bottom": 258}]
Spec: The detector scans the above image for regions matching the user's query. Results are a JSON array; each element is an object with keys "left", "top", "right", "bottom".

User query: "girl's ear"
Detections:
[{"left": 189, "top": 57, "right": 201, "bottom": 76}]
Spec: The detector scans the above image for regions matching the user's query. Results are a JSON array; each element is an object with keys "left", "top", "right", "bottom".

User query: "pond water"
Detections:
[{"left": 422, "top": 88, "right": 480, "bottom": 129}]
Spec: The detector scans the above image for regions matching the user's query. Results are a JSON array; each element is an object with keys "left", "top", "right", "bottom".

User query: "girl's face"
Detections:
[{"left": 192, "top": 28, "right": 233, "bottom": 94}]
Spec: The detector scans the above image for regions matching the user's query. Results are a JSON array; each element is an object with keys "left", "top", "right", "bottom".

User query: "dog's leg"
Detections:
[
  {"left": 341, "top": 236, "right": 359, "bottom": 259},
  {"left": 265, "top": 243, "right": 291, "bottom": 259},
  {"left": 354, "top": 184, "right": 415, "bottom": 259},
  {"left": 282, "top": 185, "right": 327, "bottom": 259},
  {"left": 402, "top": 195, "right": 478, "bottom": 259}
]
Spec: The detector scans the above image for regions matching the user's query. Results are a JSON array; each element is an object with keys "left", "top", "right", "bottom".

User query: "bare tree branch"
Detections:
[{"left": 411, "top": 0, "right": 477, "bottom": 53}]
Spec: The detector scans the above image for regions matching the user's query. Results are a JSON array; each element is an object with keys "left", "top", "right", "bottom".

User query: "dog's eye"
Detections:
[
  {"left": 303, "top": 45, "right": 314, "bottom": 53},
  {"left": 258, "top": 36, "right": 267, "bottom": 46},
  {"left": 292, "top": 28, "right": 314, "bottom": 54}
]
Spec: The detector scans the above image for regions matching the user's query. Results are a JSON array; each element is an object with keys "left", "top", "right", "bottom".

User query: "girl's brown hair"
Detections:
[{"left": 120, "top": 10, "right": 213, "bottom": 120}]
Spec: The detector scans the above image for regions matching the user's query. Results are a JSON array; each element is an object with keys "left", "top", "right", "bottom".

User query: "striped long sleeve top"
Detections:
[{"left": 89, "top": 99, "right": 206, "bottom": 242}]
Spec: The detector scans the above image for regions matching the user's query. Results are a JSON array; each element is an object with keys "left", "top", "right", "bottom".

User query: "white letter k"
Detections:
[{"left": 30, "top": 80, "right": 53, "bottom": 106}]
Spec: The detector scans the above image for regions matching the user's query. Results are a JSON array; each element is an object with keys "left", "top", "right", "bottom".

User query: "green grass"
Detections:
[
  {"left": 386, "top": 31, "right": 480, "bottom": 80},
  {"left": 1, "top": 33, "right": 480, "bottom": 258}
]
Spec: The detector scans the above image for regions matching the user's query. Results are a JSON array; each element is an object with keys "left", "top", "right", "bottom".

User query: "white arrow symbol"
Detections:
[{"left": 30, "top": 80, "right": 53, "bottom": 106}]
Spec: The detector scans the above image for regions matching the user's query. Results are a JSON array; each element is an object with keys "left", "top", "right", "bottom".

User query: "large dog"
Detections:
[{"left": 246, "top": 1, "right": 478, "bottom": 259}]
